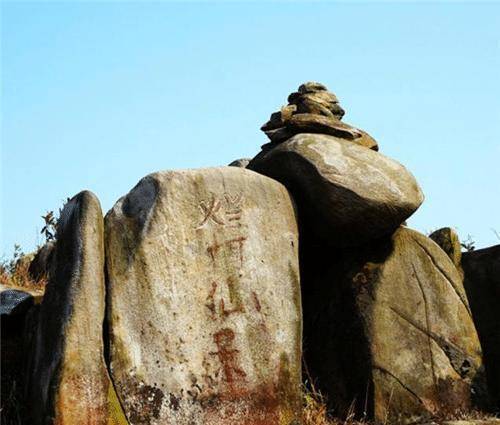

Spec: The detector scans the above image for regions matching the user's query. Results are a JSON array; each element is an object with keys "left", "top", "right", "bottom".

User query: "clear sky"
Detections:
[{"left": 1, "top": 1, "right": 499, "bottom": 257}]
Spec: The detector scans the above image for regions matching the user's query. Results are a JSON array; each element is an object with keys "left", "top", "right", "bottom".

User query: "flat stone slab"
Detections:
[{"left": 105, "top": 167, "right": 302, "bottom": 425}]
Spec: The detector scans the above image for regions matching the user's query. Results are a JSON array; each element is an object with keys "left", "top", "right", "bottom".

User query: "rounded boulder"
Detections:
[{"left": 248, "top": 133, "right": 424, "bottom": 246}]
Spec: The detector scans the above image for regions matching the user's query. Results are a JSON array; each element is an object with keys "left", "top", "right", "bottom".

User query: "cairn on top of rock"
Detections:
[{"left": 261, "top": 81, "right": 378, "bottom": 150}]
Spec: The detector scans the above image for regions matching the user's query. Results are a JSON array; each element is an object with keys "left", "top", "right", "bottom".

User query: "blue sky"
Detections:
[{"left": 1, "top": 1, "right": 499, "bottom": 257}]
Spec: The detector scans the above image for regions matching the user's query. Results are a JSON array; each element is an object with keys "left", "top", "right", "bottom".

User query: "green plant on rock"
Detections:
[{"left": 40, "top": 211, "right": 57, "bottom": 243}]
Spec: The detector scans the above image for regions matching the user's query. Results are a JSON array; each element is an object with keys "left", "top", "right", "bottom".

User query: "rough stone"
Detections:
[
  {"left": 248, "top": 133, "right": 424, "bottom": 247},
  {"left": 260, "top": 82, "right": 378, "bottom": 150},
  {"left": 301, "top": 227, "right": 488, "bottom": 424},
  {"left": 228, "top": 158, "right": 250, "bottom": 168},
  {"left": 25, "top": 191, "right": 127, "bottom": 425},
  {"left": 105, "top": 167, "right": 302, "bottom": 425},
  {"left": 462, "top": 245, "right": 500, "bottom": 409},
  {"left": 28, "top": 241, "right": 55, "bottom": 281},
  {"left": 0, "top": 289, "right": 34, "bottom": 317},
  {"left": 297, "top": 81, "right": 328, "bottom": 93},
  {"left": 429, "top": 227, "right": 462, "bottom": 269}
]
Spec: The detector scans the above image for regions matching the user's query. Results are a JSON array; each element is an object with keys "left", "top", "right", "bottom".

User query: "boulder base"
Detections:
[{"left": 302, "top": 227, "right": 487, "bottom": 424}]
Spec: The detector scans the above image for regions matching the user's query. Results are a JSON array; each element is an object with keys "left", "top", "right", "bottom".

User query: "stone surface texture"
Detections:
[
  {"left": 462, "top": 245, "right": 500, "bottom": 410},
  {"left": 301, "top": 227, "right": 487, "bottom": 424},
  {"left": 105, "top": 167, "right": 302, "bottom": 425},
  {"left": 28, "top": 241, "right": 55, "bottom": 281},
  {"left": 248, "top": 133, "right": 424, "bottom": 246},
  {"left": 0, "top": 289, "right": 33, "bottom": 316},
  {"left": 228, "top": 158, "right": 251, "bottom": 168},
  {"left": 25, "top": 191, "right": 127, "bottom": 425},
  {"left": 260, "top": 82, "right": 378, "bottom": 150},
  {"left": 429, "top": 227, "right": 463, "bottom": 269}
]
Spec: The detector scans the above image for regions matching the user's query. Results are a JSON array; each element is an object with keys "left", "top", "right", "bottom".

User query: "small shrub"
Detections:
[
  {"left": 461, "top": 234, "right": 476, "bottom": 252},
  {"left": 40, "top": 210, "right": 57, "bottom": 243}
]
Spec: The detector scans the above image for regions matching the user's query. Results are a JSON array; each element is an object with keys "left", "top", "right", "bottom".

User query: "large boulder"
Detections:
[
  {"left": 105, "top": 167, "right": 302, "bottom": 425},
  {"left": 248, "top": 133, "right": 424, "bottom": 246},
  {"left": 462, "top": 245, "right": 500, "bottom": 409},
  {"left": 25, "top": 191, "right": 127, "bottom": 425},
  {"left": 301, "top": 227, "right": 488, "bottom": 424}
]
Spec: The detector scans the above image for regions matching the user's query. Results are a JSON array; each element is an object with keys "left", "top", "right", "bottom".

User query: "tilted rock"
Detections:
[
  {"left": 25, "top": 191, "right": 127, "bottom": 425},
  {"left": 260, "top": 82, "right": 378, "bottom": 150},
  {"left": 429, "top": 227, "right": 462, "bottom": 269},
  {"left": 228, "top": 158, "right": 250, "bottom": 168},
  {"left": 105, "top": 167, "right": 302, "bottom": 425},
  {"left": 248, "top": 133, "right": 424, "bottom": 246},
  {"left": 301, "top": 227, "right": 488, "bottom": 424},
  {"left": 462, "top": 245, "right": 500, "bottom": 409}
]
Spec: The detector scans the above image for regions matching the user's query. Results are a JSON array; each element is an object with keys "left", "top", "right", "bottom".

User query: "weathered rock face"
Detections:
[
  {"left": 429, "top": 227, "right": 462, "bottom": 269},
  {"left": 301, "top": 227, "right": 487, "bottom": 424},
  {"left": 0, "top": 289, "right": 34, "bottom": 317},
  {"left": 260, "top": 82, "right": 378, "bottom": 151},
  {"left": 105, "top": 167, "right": 302, "bottom": 425},
  {"left": 462, "top": 245, "right": 500, "bottom": 409},
  {"left": 248, "top": 133, "right": 424, "bottom": 246},
  {"left": 228, "top": 158, "right": 250, "bottom": 168},
  {"left": 28, "top": 241, "right": 55, "bottom": 281},
  {"left": 25, "top": 191, "right": 127, "bottom": 425}
]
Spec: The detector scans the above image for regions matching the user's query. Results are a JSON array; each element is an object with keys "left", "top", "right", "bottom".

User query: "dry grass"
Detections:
[
  {"left": 303, "top": 385, "right": 332, "bottom": 425},
  {"left": 301, "top": 384, "right": 499, "bottom": 425},
  {"left": 1, "top": 366, "right": 498, "bottom": 424},
  {"left": 0, "top": 252, "right": 46, "bottom": 292},
  {"left": 303, "top": 383, "right": 369, "bottom": 425}
]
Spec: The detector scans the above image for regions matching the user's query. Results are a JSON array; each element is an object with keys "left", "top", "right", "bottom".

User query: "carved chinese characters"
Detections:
[{"left": 105, "top": 167, "right": 302, "bottom": 425}]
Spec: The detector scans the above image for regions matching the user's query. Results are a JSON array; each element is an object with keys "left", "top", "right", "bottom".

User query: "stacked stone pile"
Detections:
[
  {"left": 246, "top": 83, "right": 494, "bottom": 423},
  {"left": 259, "top": 81, "right": 378, "bottom": 151},
  {"left": 1, "top": 82, "right": 499, "bottom": 425}
]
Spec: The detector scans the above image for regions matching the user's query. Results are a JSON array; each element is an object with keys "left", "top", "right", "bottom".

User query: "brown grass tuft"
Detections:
[
  {"left": 302, "top": 383, "right": 369, "bottom": 425},
  {"left": 0, "top": 252, "right": 46, "bottom": 292}
]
